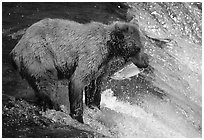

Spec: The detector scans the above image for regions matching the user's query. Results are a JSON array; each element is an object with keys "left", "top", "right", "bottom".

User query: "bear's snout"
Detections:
[{"left": 131, "top": 53, "right": 149, "bottom": 68}]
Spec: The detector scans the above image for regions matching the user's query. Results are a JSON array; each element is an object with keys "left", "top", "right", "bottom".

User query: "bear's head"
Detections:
[{"left": 109, "top": 22, "right": 149, "bottom": 68}]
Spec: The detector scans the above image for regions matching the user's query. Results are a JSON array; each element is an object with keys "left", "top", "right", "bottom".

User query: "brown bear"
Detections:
[{"left": 10, "top": 18, "right": 148, "bottom": 123}]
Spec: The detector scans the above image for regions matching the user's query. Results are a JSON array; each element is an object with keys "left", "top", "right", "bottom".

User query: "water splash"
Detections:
[
  {"left": 99, "top": 89, "right": 201, "bottom": 137},
  {"left": 103, "top": 2, "right": 202, "bottom": 137}
]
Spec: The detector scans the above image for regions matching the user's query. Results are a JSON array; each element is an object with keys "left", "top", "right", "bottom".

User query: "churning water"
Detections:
[{"left": 81, "top": 2, "right": 202, "bottom": 137}]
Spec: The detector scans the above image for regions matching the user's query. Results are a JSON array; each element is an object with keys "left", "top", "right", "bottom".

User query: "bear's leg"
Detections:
[
  {"left": 85, "top": 77, "right": 102, "bottom": 109},
  {"left": 85, "top": 80, "right": 96, "bottom": 107},
  {"left": 93, "top": 78, "right": 102, "bottom": 109},
  {"left": 69, "top": 73, "right": 84, "bottom": 123},
  {"left": 24, "top": 65, "right": 60, "bottom": 111},
  {"left": 55, "top": 80, "right": 70, "bottom": 113},
  {"left": 35, "top": 77, "right": 60, "bottom": 111},
  {"left": 26, "top": 77, "right": 59, "bottom": 110}
]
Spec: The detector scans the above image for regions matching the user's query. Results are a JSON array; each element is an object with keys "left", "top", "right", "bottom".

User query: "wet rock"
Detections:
[{"left": 2, "top": 95, "right": 106, "bottom": 138}]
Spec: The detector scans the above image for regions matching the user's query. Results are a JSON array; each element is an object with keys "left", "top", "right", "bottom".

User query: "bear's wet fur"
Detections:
[{"left": 10, "top": 18, "right": 148, "bottom": 123}]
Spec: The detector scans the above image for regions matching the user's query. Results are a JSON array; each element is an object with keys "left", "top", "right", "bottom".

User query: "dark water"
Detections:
[{"left": 2, "top": 2, "right": 202, "bottom": 138}]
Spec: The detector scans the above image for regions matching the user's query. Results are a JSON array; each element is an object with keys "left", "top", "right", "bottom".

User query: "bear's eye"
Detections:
[{"left": 127, "top": 41, "right": 133, "bottom": 47}]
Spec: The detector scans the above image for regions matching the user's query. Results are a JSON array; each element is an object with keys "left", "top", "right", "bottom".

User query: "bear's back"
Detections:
[{"left": 11, "top": 18, "right": 112, "bottom": 79}]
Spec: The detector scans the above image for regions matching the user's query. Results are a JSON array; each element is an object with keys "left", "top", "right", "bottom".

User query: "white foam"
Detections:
[{"left": 100, "top": 89, "right": 185, "bottom": 138}]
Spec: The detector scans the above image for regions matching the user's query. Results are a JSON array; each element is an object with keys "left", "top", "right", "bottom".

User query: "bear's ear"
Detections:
[{"left": 115, "top": 22, "right": 129, "bottom": 33}]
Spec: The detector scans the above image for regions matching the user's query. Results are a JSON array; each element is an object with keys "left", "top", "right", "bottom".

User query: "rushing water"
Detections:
[{"left": 2, "top": 2, "right": 202, "bottom": 138}]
